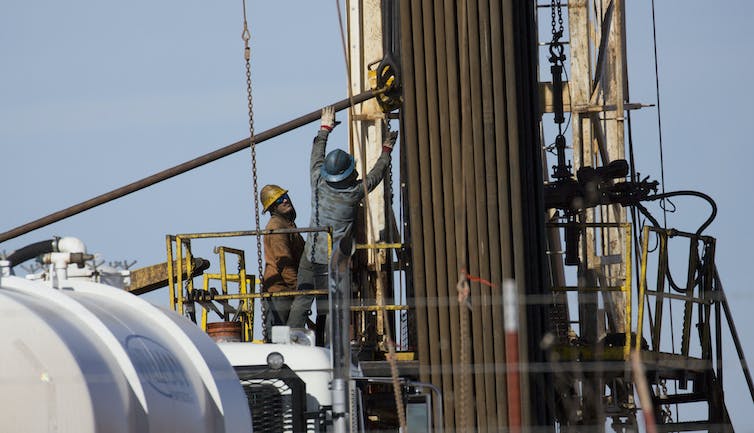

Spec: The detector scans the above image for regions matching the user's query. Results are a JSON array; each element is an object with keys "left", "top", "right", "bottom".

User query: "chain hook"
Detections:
[
  {"left": 242, "top": 23, "right": 250, "bottom": 42},
  {"left": 548, "top": 0, "right": 566, "bottom": 67},
  {"left": 242, "top": 25, "right": 251, "bottom": 60}
]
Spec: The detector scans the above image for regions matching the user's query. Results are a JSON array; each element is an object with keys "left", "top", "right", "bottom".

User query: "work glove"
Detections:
[
  {"left": 320, "top": 105, "right": 337, "bottom": 131},
  {"left": 382, "top": 131, "right": 398, "bottom": 153}
]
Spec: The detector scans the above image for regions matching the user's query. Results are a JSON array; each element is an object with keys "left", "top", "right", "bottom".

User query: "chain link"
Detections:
[
  {"left": 241, "top": 3, "right": 266, "bottom": 339},
  {"left": 659, "top": 380, "right": 674, "bottom": 423},
  {"left": 550, "top": 0, "right": 557, "bottom": 37},
  {"left": 384, "top": 119, "right": 404, "bottom": 350},
  {"left": 548, "top": 0, "right": 570, "bottom": 181},
  {"left": 549, "top": 0, "right": 566, "bottom": 67},
  {"left": 555, "top": 0, "right": 563, "bottom": 36},
  {"left": 311, "top": 189, "right": 319, "bottom": 264},
  {"left": 550, "top": 0, "right": 564, "bottom": 37},
  {"left": 385, "top": 119, "right": 394, "bottom": 243}
]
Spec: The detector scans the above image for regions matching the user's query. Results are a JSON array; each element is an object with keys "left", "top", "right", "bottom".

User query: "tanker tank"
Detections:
[{"left": 0, "top": 239, "right": 253, "bottom": 433}]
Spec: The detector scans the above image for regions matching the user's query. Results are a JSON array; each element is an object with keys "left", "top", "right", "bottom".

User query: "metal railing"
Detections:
[
  {"left": 166, "top": 227, "right": 331, "bottom": 341},
  {"left": 165, "top": 228, "right": 409, "bottom": 343},
  {"left": 547, "top": 221, "right": 634, "bottom": 359}
]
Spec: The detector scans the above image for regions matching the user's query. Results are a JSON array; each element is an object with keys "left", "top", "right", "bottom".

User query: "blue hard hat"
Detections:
[{"left": 321, "top": 149, "right": 355, "bottom": 183}]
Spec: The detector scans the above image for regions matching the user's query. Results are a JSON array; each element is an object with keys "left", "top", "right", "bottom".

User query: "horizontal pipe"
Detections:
[{"left": 0, "top": 90, "right": 377, "bottom": 244}]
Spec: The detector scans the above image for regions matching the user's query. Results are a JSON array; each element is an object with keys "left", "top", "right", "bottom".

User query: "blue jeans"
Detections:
[{"left": 291, "top": 256, "right": 329, "bottom": 333}]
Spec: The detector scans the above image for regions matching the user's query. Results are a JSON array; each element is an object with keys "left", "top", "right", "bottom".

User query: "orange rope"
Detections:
[{"left": 461, "top": 268, "right": 498, "bottom": 288}]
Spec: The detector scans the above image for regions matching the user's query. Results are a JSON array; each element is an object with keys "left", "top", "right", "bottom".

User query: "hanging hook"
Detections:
[
  {"left": 241, "top": 0, "right": 251, "bottom": 59},
  {"left": 242, "top": 27, "right": 251, "bottom": 61},
  {"left": 242, "top": 24, "right": 250, "bottom": 43}
]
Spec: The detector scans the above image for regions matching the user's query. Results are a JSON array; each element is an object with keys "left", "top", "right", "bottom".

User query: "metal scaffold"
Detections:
[{"left": 538, "top": 1, "right": 752, "bottom": 432}]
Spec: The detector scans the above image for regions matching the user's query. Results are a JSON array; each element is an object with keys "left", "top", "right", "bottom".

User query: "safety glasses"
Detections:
[{"left": 274, "top": 194, "right": 290, "bottom": 206}]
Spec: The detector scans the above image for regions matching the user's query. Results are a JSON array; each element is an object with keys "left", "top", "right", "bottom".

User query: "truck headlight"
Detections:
[{"left": 266, "top": 351, "right": 284, "bottom": 370}]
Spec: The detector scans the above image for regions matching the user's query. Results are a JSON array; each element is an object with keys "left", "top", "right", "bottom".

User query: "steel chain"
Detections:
[
  {"left": 550, "top": 0, "right": 557, "bottom": 37},
  {"left": 385, "top": 119, "right": 394, "bottom": 244},
  {"left": 556, "top": 0, "right": 563, "bottom": 37},
  {"left": 549, "top": 0, "right": 568, "bottom": 165},
  {"left": 312, "top": 190, "right": 319, "bottom": 264},
  {"left": 549, "top": 0, "right": 566, "bottom": 67},
  {"left": 384, "top": 119, "right": 405, "bottom": 350},
  {"left": 241, "top": 3, "right": 266, "bottom": 339},
  {"left": 660, "top": 380, "right": 674, "bottom": 423},
  {"left": 550, "top": 0, "right": 564, "bottom": 37}
]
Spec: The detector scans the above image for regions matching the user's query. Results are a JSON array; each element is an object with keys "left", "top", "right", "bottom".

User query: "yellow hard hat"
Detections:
[{"left": 260, "top": 184, "right": 288, "bottom": 212}]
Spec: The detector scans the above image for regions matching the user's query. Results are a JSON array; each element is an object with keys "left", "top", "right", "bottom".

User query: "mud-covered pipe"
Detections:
[
  {"left": 0, "top": 90, "right": 378, "bottom": 244},
  {"left": 5, "top": 238, "right": 59, "bottom": 268}
]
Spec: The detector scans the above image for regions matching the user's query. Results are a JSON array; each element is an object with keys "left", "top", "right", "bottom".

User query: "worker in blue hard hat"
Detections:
[{"left": 290, "top": 105, "right": 397, "bottom": 345}]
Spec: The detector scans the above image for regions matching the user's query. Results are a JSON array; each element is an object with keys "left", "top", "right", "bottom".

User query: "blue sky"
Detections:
[{"left": 2, "top": 0, "right": 752, "bottom": 429}]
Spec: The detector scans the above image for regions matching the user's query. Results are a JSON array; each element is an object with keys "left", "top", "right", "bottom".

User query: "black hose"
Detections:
[
  {"left": 5, "top": 238, "right": 59, "bottom": 268},
  {"left": 645, "top": 190, "right": 717, "bottom": 235},
  {"left": 635, "top": 202, "right": 661, "bottom": 229},
  {"left": 638, "top": 191, "right": 717, "bottom": 294}
]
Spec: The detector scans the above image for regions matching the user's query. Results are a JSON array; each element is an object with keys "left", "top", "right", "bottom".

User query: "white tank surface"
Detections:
[
  {"left": 0, "top": 274, "right": 252, "bottom": 433},
  {"left": 218, "top": 341, "right": 333, "bottom": 408}
]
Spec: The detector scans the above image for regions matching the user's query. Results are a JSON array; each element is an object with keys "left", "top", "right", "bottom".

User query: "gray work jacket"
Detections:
[{"left": 303, "top": 129, "right": 391, "bottom": 264}]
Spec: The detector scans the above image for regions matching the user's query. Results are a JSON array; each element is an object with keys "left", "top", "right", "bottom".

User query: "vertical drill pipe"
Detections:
[
  {"left": 420, "top": 0, "right": 455, "bottom": 428},
  {"left": 467, "top": 0, "right": 498, "bottom": 428},
  {"left": 409, "top": 0, "right": 443, "bottom": 394},
  {"left": 477, "top": 0, "right": 507, "bottom": 429},
  {"left": 0, "top": 91, "right": 378, "bottom": 244},
  {"left": 478, "top": 0, "right": 507, "bottom": 430},
  {"left": 444, "top": 0, "right": 471, "bottom": 428},
  {"left": 434, "top": 0, "right": 464, "bottom": 428},
  {"left": 490, "top": 0, "right": 514, "bottom": 428},
  {"left": 398, "top": 0, "right": 431, "bottom": 384},
  {"left": 458, "top": 0, "right": 489, "bottom": 428}
]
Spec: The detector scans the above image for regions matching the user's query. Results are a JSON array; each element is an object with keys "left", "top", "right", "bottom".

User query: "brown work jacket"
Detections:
[{"left": 262, "top": 213, "right": 305, "bottom": 293}]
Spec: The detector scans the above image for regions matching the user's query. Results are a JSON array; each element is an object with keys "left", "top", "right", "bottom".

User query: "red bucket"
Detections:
[{"left": 206, "top": 321, "right": 243, "bottom": 343}]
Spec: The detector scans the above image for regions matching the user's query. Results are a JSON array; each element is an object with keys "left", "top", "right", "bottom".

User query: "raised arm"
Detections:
[
  {"left": 310, "top": 106, "right": 338, "bottom": 184},
  {"left": 363, "top": 131, "right": 398, "bottom": 193}
]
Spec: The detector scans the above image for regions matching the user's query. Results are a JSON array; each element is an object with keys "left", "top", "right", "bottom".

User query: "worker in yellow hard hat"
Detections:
[{"left": 260, "top": 184, "right": 305, "bottom": 334}]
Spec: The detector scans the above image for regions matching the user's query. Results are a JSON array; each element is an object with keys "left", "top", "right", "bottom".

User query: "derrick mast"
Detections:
[{"left": 538, "top": 1, "right": 751, "bottom": 432}]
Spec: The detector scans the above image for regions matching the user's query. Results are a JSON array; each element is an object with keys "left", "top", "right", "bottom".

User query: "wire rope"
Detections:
[{"left": 650, "top": 0, "right": 669, "bottom": 228}]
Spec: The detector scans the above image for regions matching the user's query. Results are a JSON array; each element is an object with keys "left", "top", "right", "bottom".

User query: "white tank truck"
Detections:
[
  {"left": 1, "top": 236, "right": 441, "bottom": 433},
  {"left": 0, "top": 237, "right": 252, "bottom": 433}
]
